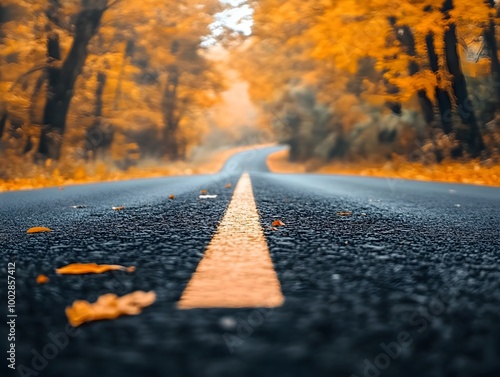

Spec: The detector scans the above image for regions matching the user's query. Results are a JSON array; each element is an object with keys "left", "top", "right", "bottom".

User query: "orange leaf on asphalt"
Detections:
[
  {"left": 36, "top": 274, "right": 49, "bottom": 284},
  {"left": 169, "top": 194, "right": 175, "bottom": 200},
  {"left": 27, "top": 227, "right": 52, "bottom": 234},
  {"left": 272, "top": 219, "right": 286, "bottom": 227},
  {"left": 56, "top": 263, "right": 135, "bottom": 275},
  {"left": 200, "top": 189, "right": 208, "bottom": 195},
  {"left": 112, "top": 206, "right": 125, "bottom": 211},
  {"left": 66, "top": 290, "right": 156, "bottom": 327},
  {"left": 336, "top": 211, "right": 353, "bottom": 216},
  {"left": 225, "top": 183, "right": 232, "bottom": 189}
]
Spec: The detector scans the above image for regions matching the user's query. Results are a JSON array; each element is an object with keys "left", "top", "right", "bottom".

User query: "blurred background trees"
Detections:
[
  {"left": 0, "top": 0, "right": 226, "bottom": 172},
  {"left": 1, "top": 0, "right": 500, "bottom": 181},
  {"left": 237, "top": 0, "right": 500, "bottom": 164}
]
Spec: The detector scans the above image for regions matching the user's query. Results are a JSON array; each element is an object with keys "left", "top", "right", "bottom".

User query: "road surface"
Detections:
[{"left": 1, "top": 146, "right": 499, "bottom": 377}]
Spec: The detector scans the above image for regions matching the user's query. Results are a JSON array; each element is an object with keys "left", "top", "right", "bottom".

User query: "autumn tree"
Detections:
[
  {"left": 35, "top": 0, "right": 113, "bottom": 161},
  {"left": 1, "top": 0, "right": 226, "bottom": 172},
  {"left": 241, "top": 0, "right": 496, "bottom": 161}
]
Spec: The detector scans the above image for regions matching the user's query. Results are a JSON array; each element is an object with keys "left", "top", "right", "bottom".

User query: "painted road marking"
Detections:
[{"left": 178, "top": 173, "right": 284, "bottom": 309}]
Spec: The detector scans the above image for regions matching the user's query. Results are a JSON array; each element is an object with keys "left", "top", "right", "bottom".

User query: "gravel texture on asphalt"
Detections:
[{"left": 1, "top": 146, "right": 499, "bottom": 377}]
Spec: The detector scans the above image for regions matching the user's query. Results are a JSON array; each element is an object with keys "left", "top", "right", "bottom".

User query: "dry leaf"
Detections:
[
  {"left": 56, "top": 263, "right": 135, "bottom": 275},
  {"left": 200, "top": 189, "right": 208, "bottom": 195},
  {"left": 272, "top": 219, "right": 286, "bottom": 227},
  {"left": 336, "top": 211, "right": 353, "bottom": 216},
  {"left": 112, "top": 206, "right": 125, "bottom": 211},
  {"left": 27, "top": 227, "right": 52, "bottom": 234},
  {"left": 66, "top": 290, "right": 156, "bottom": 327},
  {"left": 168, "top": 194, "right": 175, "bottom": 200},
  {"left": 36, "top": 274, "right": 49, "bottom": 284},
  {"left": 225, "top": 183, "right": 232, "bottom": 189}
]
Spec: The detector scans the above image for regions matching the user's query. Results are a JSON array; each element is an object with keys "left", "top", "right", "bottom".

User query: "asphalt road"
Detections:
[{"left": 1, "top": 146, "right": 500, "bottom": 377}]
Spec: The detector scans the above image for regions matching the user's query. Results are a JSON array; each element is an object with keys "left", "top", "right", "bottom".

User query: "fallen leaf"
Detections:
[
  {"left": 36, "top": 274, "right": 49, "bottom": 284},
  {"left": 225, "top": 183, "right": 232, "bottom": 189},
  {"left": 27, "top": 227, "right": 52, "bottom": 234},
  {"left": 112, "top": 206, "right": 125, "bottom": 211},
  {"left": 56, "top": 263, "right": 135, "bottom": 275},
  {"left": 336, "top": 211, "right": 353, "bottom": 216},
  {"left": 272, "top": 219, "right": 286, "bottom": 227},
  {"left": 200, "top": 189, "right": 208, "bottom": 195},
  {"left": 199, "top": 194, "right": 218, "bottom": 199},
  {"left": 168, "top": 194, "right": 175, "bottom": 200},
  {"left": 66, "top": 290, "right": 156, "bottom": 327}
]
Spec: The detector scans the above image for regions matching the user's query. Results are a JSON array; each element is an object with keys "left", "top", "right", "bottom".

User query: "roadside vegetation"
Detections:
[
  {"left": 238, "top": 0, "right": 500, "bottom": 182},
  {"left": 1, "top": 0, "right": 500, "bottom": 189}
]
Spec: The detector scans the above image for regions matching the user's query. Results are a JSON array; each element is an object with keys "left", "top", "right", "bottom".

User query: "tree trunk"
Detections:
[
  {"left": 162, "top": 66, "right": 180, "bottom": 160},
  {"left": 85, "top": 71, "right": 113, "bottom": 160},
  {"left": 113, "top": 40, "right": 134, "bottom": 110},
  {"left": 442, "top": 0, "right": 484, "bottom": 157},
  {"left": 94, "top": 71, "right": 106, "bottom": 118},
  {"left": 37, "top": 2, "right": 108, "bottom": 161},
  {"left": 0, "top": 109, "right": 7, "bottom": 139},
  {"left": 286, "top": 113, "right": 302, "bottom": 161},
  {"left": 426, "top": 32, "right": 454, "bottom": 134},
  {"left": 384, "top": 78, "right": 402, "bottom": 116},
  {"left": 483, "top": 0, "right": 500, "bottom": 105},
  {"left": 390, "top": 20, "right": 434, "bottom": 124}
]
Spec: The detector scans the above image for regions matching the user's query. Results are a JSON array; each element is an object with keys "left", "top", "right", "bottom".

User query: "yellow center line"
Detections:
[{"left": 177, "top": 173, "right": 285, "bottom": 309}]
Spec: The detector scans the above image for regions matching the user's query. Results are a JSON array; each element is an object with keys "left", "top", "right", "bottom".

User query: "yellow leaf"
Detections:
[
  {"left": 66, "top": 291, "right": 156, "bottom": 327},
  {"left": 36, "top": 274, "right": 49, "bottom": 284},
  {"left": 336, "top": 211, "right": 353, "bottom": 216},
  {"left": 56, "top": 263, "right": 136, "bottom": 275},
  {"left": 272, "top": 219, "right": 286, "bottom": 227},
  {"left": 27, "top": 227, "right": 52, "bottom": 234}
]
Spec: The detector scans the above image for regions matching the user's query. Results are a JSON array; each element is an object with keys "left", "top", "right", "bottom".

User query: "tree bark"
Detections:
[
  {"left": 390, "top": 21, "right": 434, "bottom": 124},
  {"left": 442, "top": 0, "right": 485, "bottom": 157},
  {"left": 94, "top": 71, "right": 106, "bottom": 117},
  {"left": 37, "top": 2, "right": 108, "bottom": 161},
  {"left": 85, "top": 71, "right": 113, "bottom": 160},
  {"left": 0, "top": 109, "right": 7, "bottom": 139},
  {"left": 113, "top": 40, "right": 134, "bottom": 110},
  {"left": 425, "top": 32, "right": 453, "bottom": 134},
  {"left": 162, "top": 66, "right": 180, "bottom": 160},
  {"left": 483, "top": 0, "right": 500, "bottom": 105}
]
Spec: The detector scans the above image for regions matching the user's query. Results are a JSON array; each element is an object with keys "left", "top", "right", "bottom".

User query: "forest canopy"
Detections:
[
  {"left": 0, "top": 0, "right": 231, "bottom": 170},
  {"left": 236, "top": 0, "right": 500, "bottom": 163},
  {"left": 1, "top": 0, "right": 499, "bottom": 184}
]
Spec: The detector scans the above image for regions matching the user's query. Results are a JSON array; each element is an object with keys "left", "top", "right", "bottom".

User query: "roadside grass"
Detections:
[
  {"left": 267, "top": 149, "right": 500, "bottom": 187},
  {"left": 0, "top": 144, "right": 271, "bottom": 192}
]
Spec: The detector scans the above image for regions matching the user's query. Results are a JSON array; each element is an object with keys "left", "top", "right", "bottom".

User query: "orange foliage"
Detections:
[
  {"left": 272, "top": 219, "right": 286, "bottom": 227},
  {"left": 56, "top": 263, "right": 135, "bottom": 275},
  {"left": 0, "top": 144, "right": 271, "bottom": 192},
  {"left": 66, "top": 291, "right": 156, "bottom": 327},
  {"left": 267, "top": 149, "right": 500, "bottom": 187},
  {"left": 36, "top": 274, "right": 49, "bottom": 284},
  {"left": 26, "top": 227, "right": 52, "bottom": 234}
]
